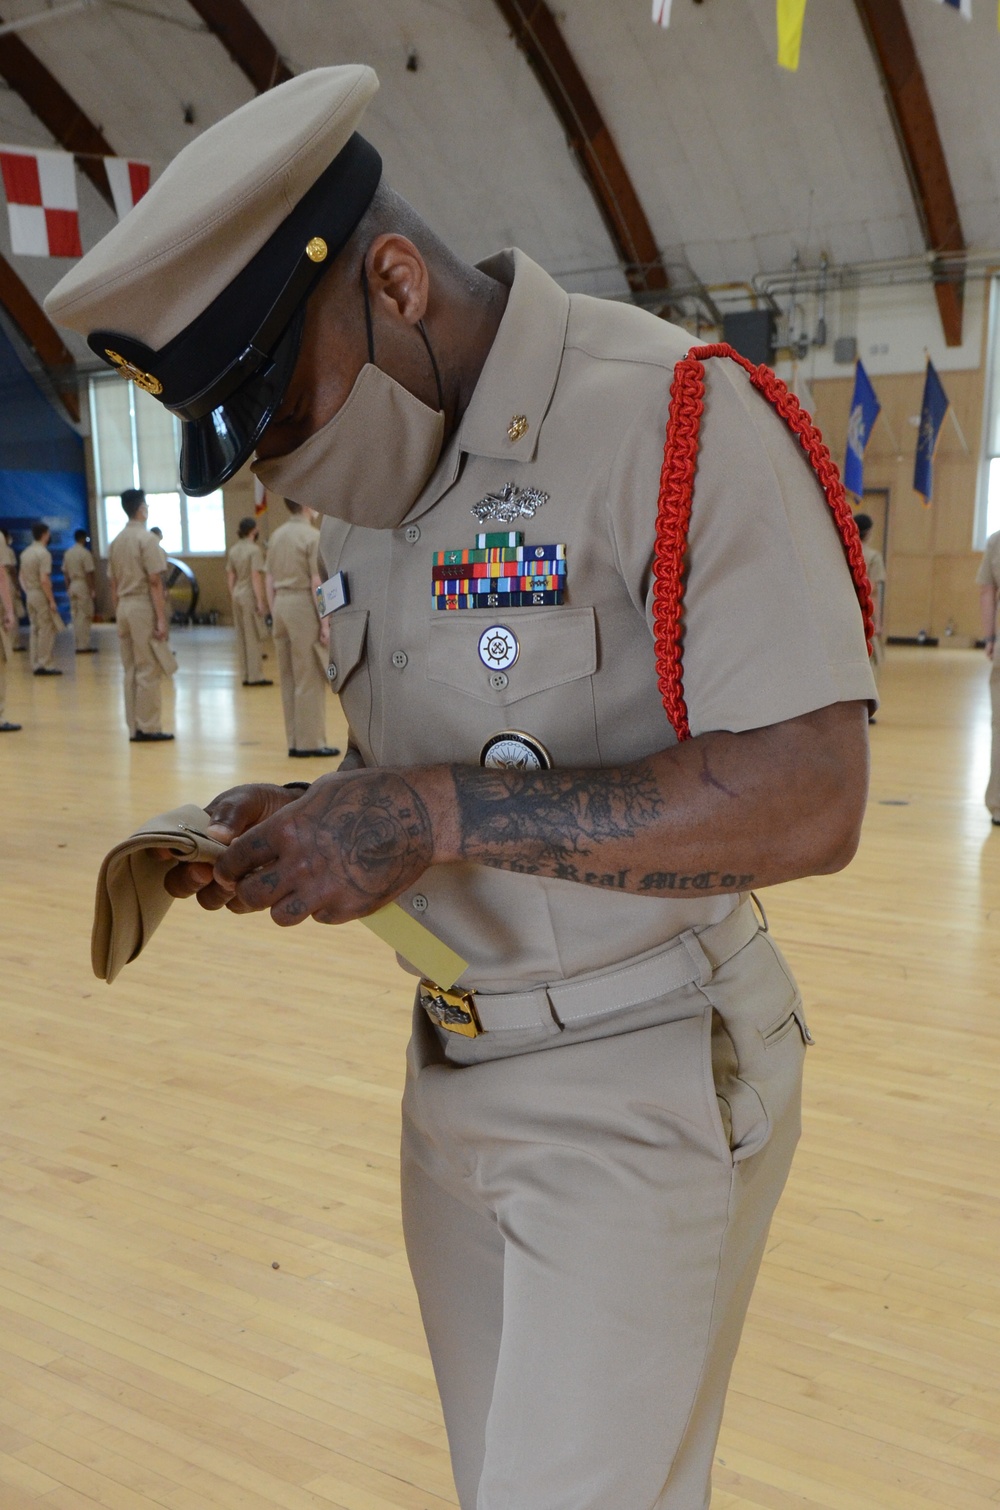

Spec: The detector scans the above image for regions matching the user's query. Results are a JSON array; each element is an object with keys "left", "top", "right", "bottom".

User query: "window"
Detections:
[
  {"left": 89, "top": 377, "right": 225, "bottom": 555},
  {"left": 976, "top": 278, "right": 1000, "bottom": 548}
]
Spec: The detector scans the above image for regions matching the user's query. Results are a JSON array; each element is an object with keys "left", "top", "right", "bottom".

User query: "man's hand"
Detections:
[
  {"left": 210, "top": 768, "right": 447, "bottom": 926},
  {"left": 164, "top": 783, "right": 301, "bottom": 908}
]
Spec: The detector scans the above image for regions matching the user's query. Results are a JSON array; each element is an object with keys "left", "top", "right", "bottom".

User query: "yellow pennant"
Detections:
[{"left": 777, "top": 0, "right": 808, "bottom": 70}]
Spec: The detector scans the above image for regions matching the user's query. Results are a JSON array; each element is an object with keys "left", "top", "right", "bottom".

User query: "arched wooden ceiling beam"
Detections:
[
  {"left": 491, "top": 0, "right": 679, "bottom": 305},
  {"left": 184, "top": 0, "right": 292, "bottom": 93},
  {"left": 0, "top": 9, "right": 114, "bottom": 205},
  {"left": 853, "top": 0, "right": 965, "bottom": 346},
  {"left": 0, "top": 253, "right": 79, "bottom": 420}
]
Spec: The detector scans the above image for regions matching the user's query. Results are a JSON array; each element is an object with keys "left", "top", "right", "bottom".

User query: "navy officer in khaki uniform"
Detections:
[{"left": 47, "top": 68, "right": 875, "bottom": 1510}]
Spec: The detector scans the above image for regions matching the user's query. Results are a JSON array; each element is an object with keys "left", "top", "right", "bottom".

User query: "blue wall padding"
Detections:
[{"left": 0, "top": 322, "right": 88, "bottom": 617}]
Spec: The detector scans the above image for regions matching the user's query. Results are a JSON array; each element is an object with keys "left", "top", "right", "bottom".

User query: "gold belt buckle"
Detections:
[{"left": 419, "top": 979, "right": 483, "bottom": 1038}]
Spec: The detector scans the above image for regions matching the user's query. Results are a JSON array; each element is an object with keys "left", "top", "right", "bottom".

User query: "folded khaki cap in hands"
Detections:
[{"left": 93, "top": 804, "right": 223, "bottom": 983}]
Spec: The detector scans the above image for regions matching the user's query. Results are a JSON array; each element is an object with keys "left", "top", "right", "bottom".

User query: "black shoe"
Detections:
[
  {"left": 75, "top": 647, "right": 98, "bottom": 654},
  {"left": 130, "top": 730, "right": 175, "bottom": 742},
  {"left": 242, "top": 679, "right": 274, "bottom": 686},
  {"left": 0, "top": 721, "right": 21, "bottom": 732},
  {"left": 992, "top": 818, "right": 1000, "bottom": 827},
  {"left": 33, "top": 667, "right": 63, "bottom": 676},
  {"left": 288, "top": 746, "right": 340, "bottom": 758}
]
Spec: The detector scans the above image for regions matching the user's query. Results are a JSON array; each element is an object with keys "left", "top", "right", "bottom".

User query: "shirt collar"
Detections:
[
  {"left": 457, "top": 249, "right": 570, "bottom": 463},
  {"left": 401, "top": 249, "right": 570, "bottom": 524}
]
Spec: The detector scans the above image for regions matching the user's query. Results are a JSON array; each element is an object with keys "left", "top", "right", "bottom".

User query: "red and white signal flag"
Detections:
[
  {"left": 105, "top": 158, "right": 151, "bottom": 221},
  {"left": 0, "top": 145, "right": 82, "bottom": 257}
]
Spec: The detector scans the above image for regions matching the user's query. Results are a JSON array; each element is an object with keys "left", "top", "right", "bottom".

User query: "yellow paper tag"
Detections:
[{"left": 361, "top": 902, "right": 468, "bottom": 990}]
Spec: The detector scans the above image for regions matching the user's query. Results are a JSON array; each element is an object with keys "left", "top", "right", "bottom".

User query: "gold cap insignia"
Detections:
[
  {"left": 507, "top": 414, "right": 529, "bottom": 442},
  {"left": 104, "top": 349, "right": 163, "bottom": 397},
  {"left": 305, "top": 236, "right": 328, "bottom": 263}
]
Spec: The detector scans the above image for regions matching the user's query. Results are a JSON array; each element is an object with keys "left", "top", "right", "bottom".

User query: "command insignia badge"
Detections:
[
  {"left": 478, "top": 625, "right": 519, "bottom": 671},
  {"left": 480, "top": 730, "right": 552, "bottom": 770},
  {"left": 104, "top": 349, "right": 163, "bottom": 396},
  {"left": 432, "top": 530, "right": 566, "bottom": 611},
  {"left": 472, "top": 481, "right": 549, "bottom": 525}
]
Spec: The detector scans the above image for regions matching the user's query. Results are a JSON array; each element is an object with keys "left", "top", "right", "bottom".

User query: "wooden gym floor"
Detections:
[{"left": 1, "top": 628, "right": 998, "bottom": 1509}]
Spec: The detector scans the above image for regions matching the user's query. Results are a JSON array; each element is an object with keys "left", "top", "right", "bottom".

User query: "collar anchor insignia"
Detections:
[{"left": 472, "top": 481, "right": 549, "bottom": 525}]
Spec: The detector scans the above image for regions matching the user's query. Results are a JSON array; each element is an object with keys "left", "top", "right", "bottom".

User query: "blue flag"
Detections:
[
  {"left": 843, "top": 361, "right": 881, "bottom": 498},
  {"left": 913, "top": 360, "right": 950, "bottom": 505}
]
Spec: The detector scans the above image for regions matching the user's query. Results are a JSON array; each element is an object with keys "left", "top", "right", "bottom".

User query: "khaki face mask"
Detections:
[{"left": 252, "top": 266, "right": 445, "bottom": 530}]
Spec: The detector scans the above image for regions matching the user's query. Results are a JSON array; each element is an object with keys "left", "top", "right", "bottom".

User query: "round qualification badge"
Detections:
[
  {"left": 480, "top": 730, "right": 552, "bottom": 771},
  {"left": 478, "top": 624, "right": 519, "bottom": 672}
]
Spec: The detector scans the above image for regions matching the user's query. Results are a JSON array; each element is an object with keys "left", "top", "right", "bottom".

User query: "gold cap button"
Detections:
[
  {"left": 305, "top": 236, "right": 328, "bottom": 263},
  {"left": 507, "top": 414, "right": 529, "bottom": 442}
]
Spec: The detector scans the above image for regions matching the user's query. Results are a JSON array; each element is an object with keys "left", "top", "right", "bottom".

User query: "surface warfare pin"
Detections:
[{"left": 432, "top": 530, "right": 566, "bottom": 611}]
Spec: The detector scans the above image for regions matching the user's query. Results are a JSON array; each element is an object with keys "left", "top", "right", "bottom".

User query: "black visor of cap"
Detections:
[{"left": 88, "top": 133, "right": 382, "bottom": 496}]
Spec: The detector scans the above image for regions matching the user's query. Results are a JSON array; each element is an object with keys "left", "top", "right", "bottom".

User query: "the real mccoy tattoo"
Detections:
[
  {"left": 638, "top": 870, "right": 754, "bottom": 892},
  {"left": 297, "top": 773, "right": 434, "bottom": 899}
]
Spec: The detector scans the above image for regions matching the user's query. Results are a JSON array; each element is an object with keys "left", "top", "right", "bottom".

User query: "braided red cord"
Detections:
[{"left": 652, "top": 341, "right": 875, "bottom": 741}]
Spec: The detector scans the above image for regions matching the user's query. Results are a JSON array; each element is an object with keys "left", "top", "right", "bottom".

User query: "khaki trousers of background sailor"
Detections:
[
  {"left": 272, "top": 588, "right": 326, "bottom": 750},
  {"left": 26, "top": 587, "right": 57, "bottom": 670},
  {"left": 402, "top": 930, "right": 807, "bottom": 1510},
  {"left": 0, "top": 620, "right": 9, "bottom": 719},
  {"left": 70, "top": 584, "right": 93, "bottom": 651},
  {"left": 987, "top": 654, "right": 1000, "bottom": 818},
  {"left": 233, "top": 589, "right": 265, "bottom": 683},
  {"left": 116, "top": 596, "right": 162, "bottom": 735}
]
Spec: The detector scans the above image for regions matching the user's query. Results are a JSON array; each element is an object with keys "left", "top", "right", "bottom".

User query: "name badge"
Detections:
[{"left": 316, "top": 571, "right": 349, "bottom": 617}]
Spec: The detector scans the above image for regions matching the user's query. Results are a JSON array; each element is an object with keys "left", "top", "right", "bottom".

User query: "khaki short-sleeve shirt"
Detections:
[
  {"left": 266, "top": 518, "right": 319, "bottom": 591},
  {"left": 976, "top": 531, "right": 1000, "bottom": 632},
  {"left": 63, "top": 543, "right": 95, "bottom": 584},
  {"left": 108, "top": 520, "right": 163, "bottom": 599},
  {"left": 0, "top": 538, "right": 16, "bottom": 570},
  {"left": 19, "top": 542, "right": 52, "bottom": 593},
  {"left": 862, "top": 544, "right": 886, "bottom": 590},
  {"left": 228, "top": 537, "right": 266, "bottom": 591},
  {"left": 318, "top": 250, "right": 875, "bottom": 1017}
]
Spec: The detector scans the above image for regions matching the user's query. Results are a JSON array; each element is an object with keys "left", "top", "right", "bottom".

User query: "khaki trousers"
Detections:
[
  {"left": 272, "top": 588, "right": 326, "bottom": 750},
  {"left": 69, "top": 583, "right": 93, "bottom": 650},
  {"left": 402, "top": 930, "right": 807, "bottom": 1510},
  {"left": 0, "top": 621, "right": 9, "bottom": 719},
  {"left": 987, "top": 656, "right": 1000, "bottom": 819},
  {"left": 233, "top": 589, "right": 265, "bottom": 683},
  {"left": 26, "top": 587, "right": 57, "bottom": 670},
  {"left": 117, "top": 596, "right": 163, "bottom": 735}
]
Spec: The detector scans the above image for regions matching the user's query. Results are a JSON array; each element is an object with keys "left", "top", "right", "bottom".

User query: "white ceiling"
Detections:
[{"left": 2, "top": 0, "right": 1000, "bottom": 352}]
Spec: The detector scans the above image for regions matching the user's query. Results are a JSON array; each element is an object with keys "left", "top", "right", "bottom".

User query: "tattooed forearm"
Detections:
[{"left": 453, "top": 763, "right": 664, "bottom": 870}]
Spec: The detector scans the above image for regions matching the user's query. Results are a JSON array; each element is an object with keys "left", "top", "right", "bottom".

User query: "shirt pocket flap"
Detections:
[
  {"left": 427, "top": 606, "right": 596, "bottom": 704},
  {"left": 326, "top": 608, "right": 369, "bottom": 693}
]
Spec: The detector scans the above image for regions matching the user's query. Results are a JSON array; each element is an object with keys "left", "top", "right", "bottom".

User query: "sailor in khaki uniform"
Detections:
[
  {"left": 19, "top": 522, "right": 63, "bottom": 674},
  {"left": 264, "top": 500, "right": 335, "bottom": 756},
  {"left": 47, "top": 68, "right": 875, "bottom": 1510},
  {"left": 855, "top": 512, "right": 886, "bottom": 683},
  {"left": 63, "top": 528, "right": 98, "bottom": 653},
  {"left": 107, "top": 489, "right": 174, "bottom": 742},
  {"left": 226, "top": 516, "right": 272, "bottom": 686},
  {"left": 977, "top": 530, "right": 1000, "bottom": 824},
  {"left": 0, "top": 541, "right": 20, "bottom": 730}
]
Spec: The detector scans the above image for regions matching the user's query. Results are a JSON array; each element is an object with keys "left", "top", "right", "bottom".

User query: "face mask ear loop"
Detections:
[
  {"left": 360, "top": 262, "right": 376, "bottom": 364},
  {"left": 417, "top": 320, "right": 445, "bottom": 414}
]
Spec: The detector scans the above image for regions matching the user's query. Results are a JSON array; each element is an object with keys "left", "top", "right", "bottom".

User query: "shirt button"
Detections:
[
  {"left": 326, "top": 662, "right": 337, "bottom": 682},
  {"left": 404, "top": 524, "right": 421, "bottom": 544},
  {"left": 411, "top": 893, "right": 429, "bottom": 912},
  {"left": 489, "top": 670, "right": 508, "bottom": 691},
  {"left": 391, "top": 650, "right": 408, "bottom": 669}
]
